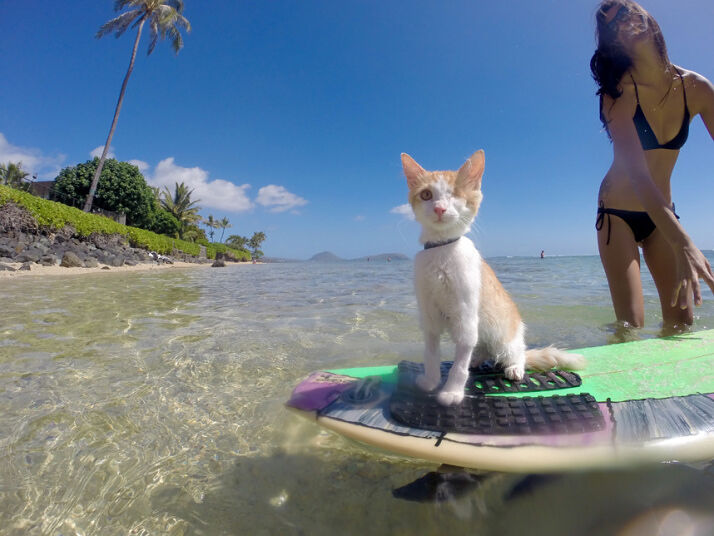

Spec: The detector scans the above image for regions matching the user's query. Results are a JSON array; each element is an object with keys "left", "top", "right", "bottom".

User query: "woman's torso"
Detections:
[{"left": 598, "top": 67, "right": 694, "bottom": 210}]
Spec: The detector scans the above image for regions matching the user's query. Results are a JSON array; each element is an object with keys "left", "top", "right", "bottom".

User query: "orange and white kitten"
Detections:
[{"left": 402, "top": 150, "right": 584, "bottom": 406}]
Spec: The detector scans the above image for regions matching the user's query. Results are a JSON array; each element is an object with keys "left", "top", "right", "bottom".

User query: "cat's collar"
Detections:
[{"left": 423, "top": 237, "right": 460, "bottom": 250}]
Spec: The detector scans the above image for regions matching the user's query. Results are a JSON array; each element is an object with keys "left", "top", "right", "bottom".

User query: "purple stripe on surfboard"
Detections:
[{"left": 286, "top": 372, "right": 356, "bottom": 412}]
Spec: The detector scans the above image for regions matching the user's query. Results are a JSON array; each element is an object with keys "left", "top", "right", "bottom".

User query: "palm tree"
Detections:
[
  {"left": 218, "top": 217, "right": 231, "bottom": 243},
  {"left": 160, "top": 181, "right": 201, "bottom": 238},
  {"left": 149, "top": 185, "right": 162, "bottom": 202},
  {"left": 203, "top": 214, "right": 218, "bottom": 242},
  {"left": 227, "top": 234, "right": 248, "bottom": 250},
  {"left": 84, "top": 0, "right": 190, "bottom": 212},
  {"left": 0, "top": 162, "right": 30, "bottom": 190},
  {"left": 248, "top": 231, "right": 266, "bottom": 259}
]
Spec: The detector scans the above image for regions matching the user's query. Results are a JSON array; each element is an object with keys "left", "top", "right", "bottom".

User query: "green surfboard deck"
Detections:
[{"left": 327, "top": 328, "right": 714, "bottom": 402}]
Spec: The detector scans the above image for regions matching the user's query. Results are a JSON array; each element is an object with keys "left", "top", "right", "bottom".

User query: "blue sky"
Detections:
[{"left": 1, "top": 1, "right": 712, "bottom": 259}]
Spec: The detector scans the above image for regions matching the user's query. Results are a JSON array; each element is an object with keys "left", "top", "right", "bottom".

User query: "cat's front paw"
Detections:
[
  {"left": 415, "top": 373, "right": 440, "bottom": 392},
  {"left": 436, "top": 389, "right": 464, "bottom": 406},
  {"left": 504, "top": 364, "right": 525, "bottom": 381}
]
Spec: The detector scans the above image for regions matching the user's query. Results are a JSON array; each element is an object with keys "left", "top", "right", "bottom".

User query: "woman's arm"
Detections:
[
  {"left": 686, "top": 70, "right": 714, "bottom": 140},
  {"left": 604, "top": 87, "right": 714, "bottom": 308}
]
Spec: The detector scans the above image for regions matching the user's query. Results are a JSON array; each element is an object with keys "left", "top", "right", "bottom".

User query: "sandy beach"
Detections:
[
  {"left": 0, "top": 260, "right": 214, "bottom": 279},
  {"left": 0, "top": 259, "right": 265, "bottom": 280}
]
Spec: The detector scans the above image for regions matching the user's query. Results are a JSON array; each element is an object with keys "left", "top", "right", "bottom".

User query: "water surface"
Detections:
[{"left": 1, "top": 256, "right": 713, "bottom": 535}]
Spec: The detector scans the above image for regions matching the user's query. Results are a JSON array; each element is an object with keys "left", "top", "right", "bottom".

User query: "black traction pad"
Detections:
[
  {"left": 389, "top": 390, "right": 605, "bottom": 435},
  {"left": 389, "top": 361, "right": 604, "bottom": 435},
  {"left": 396, "top": 360, "right": 582, "bottom": 395}
]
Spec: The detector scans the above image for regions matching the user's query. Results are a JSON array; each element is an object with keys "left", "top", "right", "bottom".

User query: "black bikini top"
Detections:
[{"left": 632, "top": 68, "right": 690, "bottom": 151}]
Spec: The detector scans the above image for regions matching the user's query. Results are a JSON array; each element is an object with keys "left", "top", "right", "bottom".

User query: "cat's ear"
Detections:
[
  {"left": 401, "top": 153, "right": 427, "bottom": 190},
  {"left": 456, "top": 150, "right": 485, "bottom": 191}
]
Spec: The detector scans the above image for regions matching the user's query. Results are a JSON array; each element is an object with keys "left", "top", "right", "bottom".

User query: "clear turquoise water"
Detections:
[{"left": 1, "top": 256, "right": 713, "bottom": 535}]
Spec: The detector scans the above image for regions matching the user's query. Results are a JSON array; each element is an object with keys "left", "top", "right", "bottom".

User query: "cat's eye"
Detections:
[{"left": 419, "top": 190, "right": 432, "bottom": 201}]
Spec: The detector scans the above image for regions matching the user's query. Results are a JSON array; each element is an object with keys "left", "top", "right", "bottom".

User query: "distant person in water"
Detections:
[
  {"left": 540, "top": 250, "right": 545, "bottom": 259},
  {"left": 591, "top": 0, "right": 714, "bottom": 328}
]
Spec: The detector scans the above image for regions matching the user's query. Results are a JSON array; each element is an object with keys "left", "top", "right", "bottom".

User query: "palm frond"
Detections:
[
  {"left": 113, "top": 0, "right": 137, "bottom": 12},
  {"left": 166, "top": 26, "right": 183, "bottom": 54},
  {"left": 147, "top": 18, "right": 159, "bottom": 55},
  {"left": 96, "top": 10, "right": 141, "bottom": 39},
  {"left": 169, "top": 0, "right": 185, "bottom": 13}
]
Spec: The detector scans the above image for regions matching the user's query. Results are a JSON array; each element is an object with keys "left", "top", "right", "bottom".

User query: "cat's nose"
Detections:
[{"left": 434, "top": 206, "right": 446, "bottom": 219}]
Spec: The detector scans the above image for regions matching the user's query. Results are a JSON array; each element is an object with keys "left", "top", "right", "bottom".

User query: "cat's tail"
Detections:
[{"left": 525, "top": 347, "right": 586, "bottom": 371}]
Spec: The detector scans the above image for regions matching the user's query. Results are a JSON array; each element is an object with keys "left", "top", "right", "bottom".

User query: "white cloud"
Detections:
[
  {"left": 256, "top": 184, "right": 308, "bottom": 213},
  {"left": 147, "top": 157, "right": 253, "bottom": 212},
  {"left": 0, "top": 133, "right": 65, "bottom": 180},
  {"left": 90, "top": 145, "right": 115, "bottom": 159},
  {"left": 354, "top": 215, "right": 365, "bottom": 222},
  {"left": 128, "top": 159, "right": 150, "bottom": 173},
  {"left": 390, "top": 203, "right": 414, "bottom": 220}
]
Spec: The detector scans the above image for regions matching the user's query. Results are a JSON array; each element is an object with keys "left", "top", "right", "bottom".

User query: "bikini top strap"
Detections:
[{"left": 630, "top": 75, "right": 641, "bottom": 104}]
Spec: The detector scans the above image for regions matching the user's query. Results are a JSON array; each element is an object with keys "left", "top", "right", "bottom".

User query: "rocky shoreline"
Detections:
[{"left": 0, "top": 202, "right": 210, "bottom": 274}]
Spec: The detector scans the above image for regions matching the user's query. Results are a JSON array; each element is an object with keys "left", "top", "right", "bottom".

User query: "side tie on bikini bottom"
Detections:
[
  {"left": 596, "top": 201, "right": 679, "bottom": 245},
  {"left": 595, "top": 201, "right": 612, "bottom": 245}
]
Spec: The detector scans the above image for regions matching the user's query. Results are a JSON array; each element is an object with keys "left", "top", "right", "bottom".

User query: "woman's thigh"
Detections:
[
  {"left": 642, "top": 229, "right": 694, "bottom": 326},
  {"left": 597, "top": 214, "right": 645, "bottom": 326}
]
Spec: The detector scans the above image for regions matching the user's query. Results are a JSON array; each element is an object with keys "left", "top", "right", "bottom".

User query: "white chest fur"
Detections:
[{"left": 413, "top": 237, "right": 482, "bottom": 343}]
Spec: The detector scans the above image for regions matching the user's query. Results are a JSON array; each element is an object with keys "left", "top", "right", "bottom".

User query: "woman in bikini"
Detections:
[{"left": 591, "top": 0, "right": 714, "bottom": 329}]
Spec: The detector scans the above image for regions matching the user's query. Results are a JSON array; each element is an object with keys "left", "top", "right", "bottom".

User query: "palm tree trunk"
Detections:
[{"left": 83, "top": 16, "right": 146, "bottom": 212}]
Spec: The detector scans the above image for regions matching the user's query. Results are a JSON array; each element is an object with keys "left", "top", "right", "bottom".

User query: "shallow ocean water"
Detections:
[{"left": 1, "top": 256, "right": 713, "bottom": 535}]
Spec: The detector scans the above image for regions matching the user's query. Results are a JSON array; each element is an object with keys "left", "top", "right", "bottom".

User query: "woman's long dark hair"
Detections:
[{"left": 590, "top": 0, "right": 670, "bottom": 133}]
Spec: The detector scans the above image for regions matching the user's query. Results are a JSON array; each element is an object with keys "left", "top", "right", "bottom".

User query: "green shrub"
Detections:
[
  {"left": 147, "top": 207, "right": 181, "bottom": 236},
  {"left": 0, "top": 185, "right": 251, "bottom": 260}
]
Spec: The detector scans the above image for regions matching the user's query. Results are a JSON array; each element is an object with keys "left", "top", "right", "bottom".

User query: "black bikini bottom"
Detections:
[{"left": 596, "top": 201, "right": 679, "bottom": 245}]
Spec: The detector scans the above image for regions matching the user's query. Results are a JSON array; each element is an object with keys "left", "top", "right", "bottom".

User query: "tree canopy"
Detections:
[{"left": 55, "top": 158, "right": 156, "bottom": 227}]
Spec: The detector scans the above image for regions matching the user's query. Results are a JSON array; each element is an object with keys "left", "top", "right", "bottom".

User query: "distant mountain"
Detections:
[
  {"left": 308, "top": 251, "right": 410, "bottom": 262},
  {"left": 309, "top": 251, "right": 343, "bottom": 262}
]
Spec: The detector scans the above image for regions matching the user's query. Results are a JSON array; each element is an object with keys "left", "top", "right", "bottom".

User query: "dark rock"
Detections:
[
  {"left": 40, "top": 255, "right": 57, "bottom": 266},
  {"left": 60, "top": 251, "right": 83, "bottom": 268},
  {"left": 109, "top": 255, "right": 125, "bottom": 267},
  {"left": 84, "top": 257, "right": 99, "bottom": 268},
  {"left": 19, "top": 262, "right": 32, "bottom": 271},
  {"left": 16, "top": 249, "right": 43, "bottom": 263},
  {"left": 102, "top": 266, "right": 111, "bottom": 270},
  {"left": 124, "top": 259, "right": 138, "bottom": 266},
  {"left": 0, "top": 263, "right": 17, "bottom": 272},
  {"left": 0, "top": 244, "right": 14, "bottom": 258},
  {"left": 95, "top": 252, "right": 113, "bottom": 265},
  {"left": 212, "top": 259, "right": 226, "bottom": 268},
  {"left": 0, "top": 202, "right": 39, "bottom": 234}
]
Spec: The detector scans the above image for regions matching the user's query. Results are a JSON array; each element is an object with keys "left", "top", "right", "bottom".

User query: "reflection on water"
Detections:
[{"left": 0, "top": 258, "right": 713, "bottom": 535}]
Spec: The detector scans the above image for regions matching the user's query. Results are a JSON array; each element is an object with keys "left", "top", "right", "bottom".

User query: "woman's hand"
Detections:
[{"left": 672, "top": 241, "right": 714, "bottom": 309}]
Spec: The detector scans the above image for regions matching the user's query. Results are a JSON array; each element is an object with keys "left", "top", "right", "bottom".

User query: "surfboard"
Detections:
[{"left": 286, "top": 329, "right": 714, "bottom": 472}]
